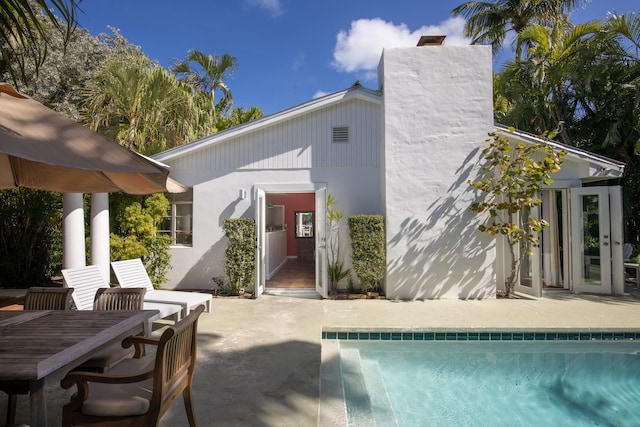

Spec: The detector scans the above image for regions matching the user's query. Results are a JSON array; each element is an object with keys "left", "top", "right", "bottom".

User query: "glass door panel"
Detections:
[
  {"left": 254, "top": 188, "right": 266, "bottom": 297},
  {"left": 570, "top": 188, "right": 611, "bottom": 294},
  {"left": 514, "top": 206, "right": 542, "bottom": 297},
  {"left": 315, "top": 187, "right": 327, "bottom": 298}
]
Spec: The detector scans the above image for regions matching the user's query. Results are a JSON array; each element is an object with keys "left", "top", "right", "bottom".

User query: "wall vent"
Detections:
[{"left": 332, "top": 126, "right": 349, "bottom": 143}]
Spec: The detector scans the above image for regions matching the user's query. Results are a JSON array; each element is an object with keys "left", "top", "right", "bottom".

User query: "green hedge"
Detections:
[
  {"left": 348, "top": 215, "right": 385, "bottom": 293},
  {"left": 223, "top": 218, "right": 255, "bottom": 295}
]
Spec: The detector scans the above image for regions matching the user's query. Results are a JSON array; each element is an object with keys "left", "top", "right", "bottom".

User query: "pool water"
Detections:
[{"left": 339, "top": 340, "right": 640, "bottom": 426}]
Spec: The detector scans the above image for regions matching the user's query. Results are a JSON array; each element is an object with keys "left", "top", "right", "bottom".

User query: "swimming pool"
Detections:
[{"left": 320, "top": 332, "right": 640, "bottom": 426}]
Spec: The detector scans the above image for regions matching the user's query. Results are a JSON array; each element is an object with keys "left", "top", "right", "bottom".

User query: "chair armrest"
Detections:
[
  {"left": 61, "top": 369, "right": 154, "bottom": 389},
  {"left": 61, "top": 369, "right": 155, "bottom": 413},
  {"left": 123, "top": 335, "right": 160, "bottom": 358}
]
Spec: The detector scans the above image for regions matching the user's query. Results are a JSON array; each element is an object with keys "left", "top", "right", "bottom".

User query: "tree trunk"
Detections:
[{"left": 505, "top": 242, "right": 518, "bottom": 297}]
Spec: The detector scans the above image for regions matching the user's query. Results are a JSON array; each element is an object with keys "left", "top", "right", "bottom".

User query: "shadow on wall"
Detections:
[
  {"left": 176, "top": 238, "right": 227, "bottom": 291},
  {"left": 174, "top": 200, "right": 251, "bottom": 290},
  {"left": 387, "top": 147, "right": 496, "bottom": 299}
]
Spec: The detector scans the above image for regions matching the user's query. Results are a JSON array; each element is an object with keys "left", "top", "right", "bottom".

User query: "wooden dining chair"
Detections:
[
  {"left": 61, "top": 305, "right": 205, "bottom": 427},
  {"left": 93, "top": 287, "right": 146, "bottom": 311},
  {"left": 23, "top": 286, "right": 74, "bottom": 310},
  {"left": 73, "top": 287, "right": 148, "bottom": 372},
  {"left": 0, "top": 286, "right": 74, "bottom": 426}
]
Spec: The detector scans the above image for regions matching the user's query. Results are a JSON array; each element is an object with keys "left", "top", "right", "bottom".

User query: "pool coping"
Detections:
[{"left": 322, "top": 329, "right": 640, "bottom": 342}]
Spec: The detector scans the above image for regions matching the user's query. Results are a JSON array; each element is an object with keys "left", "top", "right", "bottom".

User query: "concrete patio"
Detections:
[{"left": 2, "top": 287, "right": 640, "bottom": 426}]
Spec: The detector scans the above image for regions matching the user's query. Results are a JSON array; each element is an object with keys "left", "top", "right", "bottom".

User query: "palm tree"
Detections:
[
  {"left": 451, "top": 0, "right": 586, "bottom": 61},
  {"left": 508, "top": 21, "right": 602, "bottom": 144},
  {"left": 215, "top": 106, "right": 263, "bottom": 131},
  {"left": 172, "top": 50, "right": 238, "bottom": 128},
  {"left": 1, "top": 0, "right": 80, "bottom": 82},
  {"left": 82, "top": 55, "right": 204, "bottom": 154}
]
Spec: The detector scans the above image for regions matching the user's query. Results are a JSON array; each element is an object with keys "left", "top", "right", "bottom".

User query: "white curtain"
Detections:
[{"left": 542, "top": 191, "right": 563, "bottom": 286}]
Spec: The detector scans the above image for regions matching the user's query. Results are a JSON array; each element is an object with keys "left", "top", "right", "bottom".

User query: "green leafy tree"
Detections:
[
  {"left": 172, "top": 49, "right": 238, "bottom": 129},
  {"left": 468, "top": 129, "right": 565, "bottom": 297},
  {"left": 451, "top": 0, "right": 585, "bottom": 61},
  {"left": 0, "top": 0, "right": 80, "bottom": 83},
  {"left": 110, "top": 193, "right": 172, "bottom": 288},
  {"left": 496, "top": 20, "right": 603, "bottom": 144},
  {"left": 215, "top": 105, "right": 263, "bottom": 131},
  {"left": 82, "top": 54, "right": 205, "bottom": 155},
  {"left": 493, "top": 11, "right": 640, "bottom": 242},
  {"left": 0, "top": 188, "right": 62, "bottom": 287}
]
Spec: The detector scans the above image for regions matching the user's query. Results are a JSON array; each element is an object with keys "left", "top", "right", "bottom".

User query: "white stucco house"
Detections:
[{"left": 153, "top": 39, "right": 625, "bottom": 300}]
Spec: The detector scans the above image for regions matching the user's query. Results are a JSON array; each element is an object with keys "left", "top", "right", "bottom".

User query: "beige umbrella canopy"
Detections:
[{"left": 0, "top": 83, "right": 185, "bottom": 194}]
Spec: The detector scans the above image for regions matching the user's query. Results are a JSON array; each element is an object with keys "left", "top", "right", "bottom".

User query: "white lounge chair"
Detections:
[
  {"left": 111, "top": 258, "right": 212, "bottom": 317},
  {"left": 61, "top": 265, "right": 182, "bottom": 335},
  {"left": 623, "top": 243, "right": 639, "bottom": 286}
]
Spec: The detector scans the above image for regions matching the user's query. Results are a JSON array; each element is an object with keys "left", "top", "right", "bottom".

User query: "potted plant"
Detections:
[{"left": 327, "top": 195, "right": 350, "bottom": 294}]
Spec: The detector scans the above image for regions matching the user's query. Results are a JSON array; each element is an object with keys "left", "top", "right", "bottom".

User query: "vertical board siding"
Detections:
[{"left": 170, "top": 99, "right": 381, "bottom": 172}]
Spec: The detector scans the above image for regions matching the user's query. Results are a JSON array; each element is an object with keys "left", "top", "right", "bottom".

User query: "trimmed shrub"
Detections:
[
  {"left": 223, "top": 218, "right": 255, "bottom": 295},
  {"left": 348, "top": 215, "right": 385, "bottom": 293}
]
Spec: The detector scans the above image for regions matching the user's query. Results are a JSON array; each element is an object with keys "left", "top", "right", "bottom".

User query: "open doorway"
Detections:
[{"left": 263, "top": 192, "right": 316, "bottom": 291}]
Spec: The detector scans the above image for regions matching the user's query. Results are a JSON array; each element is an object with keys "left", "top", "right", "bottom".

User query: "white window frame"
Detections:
[{"left": 159, "top": 189, "right": 193, "bottom": 246}]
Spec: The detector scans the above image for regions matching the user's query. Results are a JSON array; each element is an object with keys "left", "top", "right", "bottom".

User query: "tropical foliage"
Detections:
[
  {"left": 0, "top": 188, "right": 62, "bottom": 288},
  {"left": 0, "top": 4, "right": 263, "bottom": 285},
  {"left": 110, "top": 193, "right": 172, "bottom": 288},
  {"left": 468, "top": 130, "right": 566, "bottom": 296},
  {"left": 326, "top": 194, "right": 350, "bottom": 293},
  {"left": 455, "top": 0, "right": 640, "bottom": 243},
  {"left": 222, "top": 218, "right": 255, "bottom": 295},
  {"left": 348, "top": 215, "right": 386, "bottom": 294},
  {"left": 0, "top": 0, "right": 80, "bottom": 83},
  {"left": 452, "top": 0, "right": 586, "bottom": 60},
  {"left": 172, "top": 50, "right": 239, "bottom": 130}
]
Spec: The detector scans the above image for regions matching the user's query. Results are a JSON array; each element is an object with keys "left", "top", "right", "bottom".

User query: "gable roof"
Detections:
[
  {"left": 497, "top": 124, "right": 625, "bottom": 178},
  {"left": 154, "top": 82, "right": 382, "bottom": 162}
]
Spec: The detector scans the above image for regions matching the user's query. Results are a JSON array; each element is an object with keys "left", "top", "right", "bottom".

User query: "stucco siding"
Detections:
[{"left": 381, "top": 45, "right": 496, "bottom": 300}]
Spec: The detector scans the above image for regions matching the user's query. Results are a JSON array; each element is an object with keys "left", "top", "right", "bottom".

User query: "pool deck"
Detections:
[{"left": 3, "top": 286, "right": 640, "bottom": 426}]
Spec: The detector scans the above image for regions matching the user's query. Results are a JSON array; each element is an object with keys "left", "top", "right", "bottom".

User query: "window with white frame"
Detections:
[{"left": 158, "top": 188, "right": 193, "bottom": 246}]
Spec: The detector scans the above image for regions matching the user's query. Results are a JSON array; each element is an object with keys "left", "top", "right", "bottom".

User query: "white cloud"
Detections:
[
  {"left": 332, "top": 17, "right": 470, "bottom": 75},
  {"left": 246, "top": 0, "right": 283, "bottom": 17},
  {"left": 291, "top": 53, "right": 306, "bottom": 71},
  {"left": 313, "top": 90, "right": 329, "bottom": 99}
]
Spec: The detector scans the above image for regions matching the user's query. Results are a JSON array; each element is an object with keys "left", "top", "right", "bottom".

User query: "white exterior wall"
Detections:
[
  {"left": 381, "top": 45, "right": 496, "bottom": 299},
  {"left": 162, "top": 97, "right": 383, "bottom": 290}
]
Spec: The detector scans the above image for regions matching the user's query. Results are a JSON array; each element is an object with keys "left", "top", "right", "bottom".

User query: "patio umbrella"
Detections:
[{"left": 0, "top": 83, "right": 185, "bottom": 194}]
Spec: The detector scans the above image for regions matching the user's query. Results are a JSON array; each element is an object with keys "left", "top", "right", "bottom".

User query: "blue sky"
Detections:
[{"left": 78, "top": 0, "right": 638, "bottom": 115}]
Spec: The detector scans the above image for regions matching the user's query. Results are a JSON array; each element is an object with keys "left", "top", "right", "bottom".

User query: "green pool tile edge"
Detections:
[{"left": 321, "top": 329, "right": 640, "bottom": 342}]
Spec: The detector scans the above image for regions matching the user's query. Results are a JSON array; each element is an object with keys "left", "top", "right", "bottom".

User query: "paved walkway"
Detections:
[{"left": 3, "top": 288, "right": 640, "bottom": 426}]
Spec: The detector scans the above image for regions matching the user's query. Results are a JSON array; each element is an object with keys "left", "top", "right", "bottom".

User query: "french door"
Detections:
[
  {"left": 315, "top": 187, "right": 328, "bottom": 298},
  {"left": 254, "top": 188, "right": 266, "bottom": 298},
  {"left": 514, "top": 187, "right": 623, "bottom": 297},
  {"left": 570, "top": 187, "right": 623, "bottom": 294},
  {"left": 514, "top": 205, "right": 542, "bottom": 297}
]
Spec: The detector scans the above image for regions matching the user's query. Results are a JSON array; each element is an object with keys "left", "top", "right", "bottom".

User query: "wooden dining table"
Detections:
[{"left": 0, "top": 309, "right": 158, "bottom": 427}]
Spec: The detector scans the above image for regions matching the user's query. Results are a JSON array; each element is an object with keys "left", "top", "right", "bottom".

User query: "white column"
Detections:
[
  {"left": 91, "top": 193, "right": 111, "bottom": 283},
  {"left": 62, "top": 193, "right": 86, "bottom": 269}
]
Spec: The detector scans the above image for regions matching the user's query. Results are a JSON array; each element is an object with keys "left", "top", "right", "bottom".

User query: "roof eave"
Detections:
[
  {"left": 154, "top": 85, "right": 382, "bottom": 162},
  {"left": 495, "top": 124, "right": 626, "bottom": 177}
]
